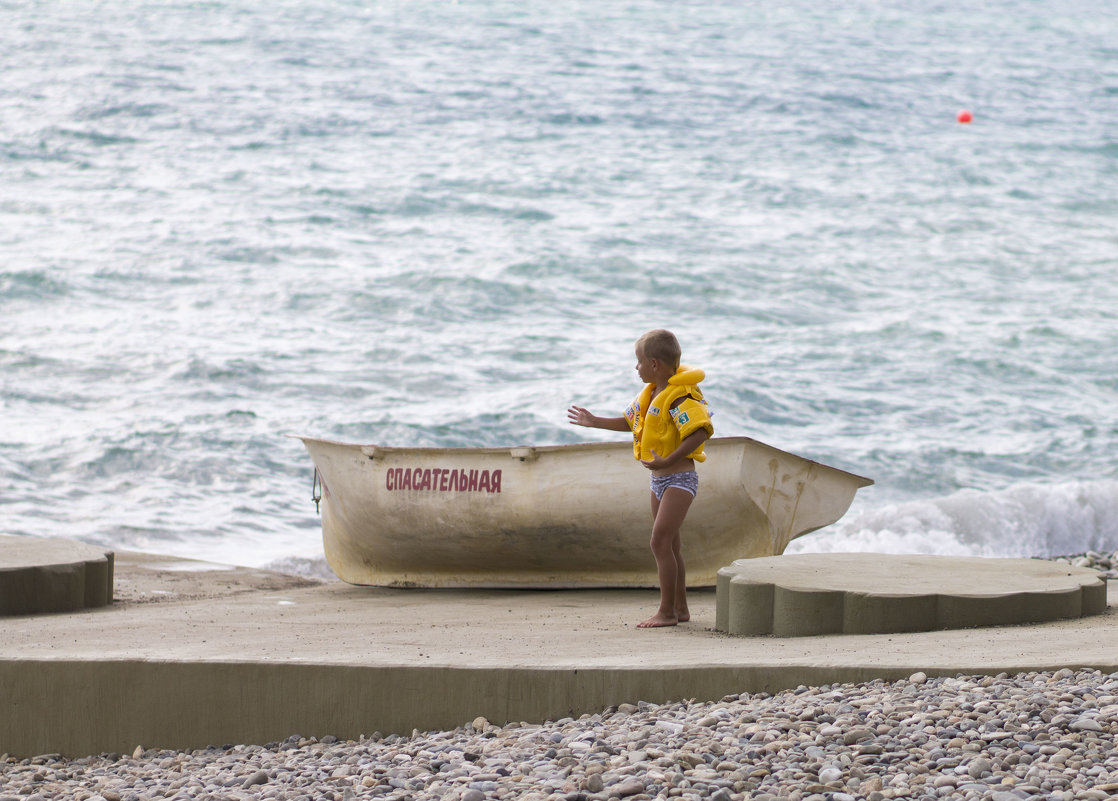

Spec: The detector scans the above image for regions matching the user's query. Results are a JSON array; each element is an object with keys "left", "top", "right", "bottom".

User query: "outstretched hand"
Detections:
[{"left": 567, "top": 405, "right": 594, "bottom": 427}]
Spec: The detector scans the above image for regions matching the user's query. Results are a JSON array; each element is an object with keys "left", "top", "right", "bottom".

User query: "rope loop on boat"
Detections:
[{"left": 312, "top": 467, "right": 322, "bottom": 514}]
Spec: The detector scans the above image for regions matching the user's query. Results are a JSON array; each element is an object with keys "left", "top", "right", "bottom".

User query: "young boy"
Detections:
[{"left": 567, "top": 329, "right": 713, "bottom": 628}]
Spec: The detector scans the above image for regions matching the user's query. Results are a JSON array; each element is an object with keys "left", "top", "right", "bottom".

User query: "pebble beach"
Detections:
[
  {"left": 1051, "top": 552, "right": 1118, "bottom": 582},
  {"left": 3, "top": 668, "right": 1118, "bottom": 801}
]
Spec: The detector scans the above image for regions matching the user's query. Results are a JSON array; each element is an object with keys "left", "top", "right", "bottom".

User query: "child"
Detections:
[{"left": 567, "top": 329, "right": 713, "bottom": 628}]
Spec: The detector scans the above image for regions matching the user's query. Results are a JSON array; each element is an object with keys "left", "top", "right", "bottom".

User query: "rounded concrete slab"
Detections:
[
  {"left": 0, "top": 535, "right": 114, "bottom": 615},
  {"left": 715, "top": 553, "right": 1108, "bottom": 637}
]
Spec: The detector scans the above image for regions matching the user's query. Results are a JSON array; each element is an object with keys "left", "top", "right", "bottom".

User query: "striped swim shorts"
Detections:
[{"left": 650, "top": 470, "right": 699, "bottom": 500}]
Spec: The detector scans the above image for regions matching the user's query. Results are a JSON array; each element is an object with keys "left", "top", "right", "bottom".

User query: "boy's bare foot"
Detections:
[
  {"left": 637, "top": 612, "right": 678, "bottom": 628},
  {"left": 676, "top": 608, "right": 690, "bottom": 622}
]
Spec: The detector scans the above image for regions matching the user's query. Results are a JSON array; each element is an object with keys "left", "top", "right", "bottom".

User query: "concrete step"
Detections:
[
  {"left": 716, "top": 553, "right": 1107, "bottom": 636},
  {"left": 0, "top": 535, "right": 114, "bottom": 615}
]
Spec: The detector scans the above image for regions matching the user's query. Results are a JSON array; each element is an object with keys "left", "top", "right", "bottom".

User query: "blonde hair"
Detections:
[{"left": 636, "top": 329, "right": 681, "bottom": 369}]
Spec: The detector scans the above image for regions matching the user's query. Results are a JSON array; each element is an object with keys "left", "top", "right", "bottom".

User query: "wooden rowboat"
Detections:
[{"left": 298, "top": 436, "right": 872, "bottom": 589}]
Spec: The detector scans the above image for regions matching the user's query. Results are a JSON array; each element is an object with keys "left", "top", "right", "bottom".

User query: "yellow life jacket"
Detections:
[{"left": 624, "top": 365, "right": 713, "bottom": 463}]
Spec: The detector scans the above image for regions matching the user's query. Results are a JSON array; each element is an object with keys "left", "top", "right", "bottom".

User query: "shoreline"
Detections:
[
  {"left": 3, "top": 668, "right": 1116, "bottom": 801},
  {"left": 257, "top": 549, "right": 1118, "bottom": 585}
]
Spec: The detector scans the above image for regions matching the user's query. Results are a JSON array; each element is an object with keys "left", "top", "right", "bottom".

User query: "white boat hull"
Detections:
[{"left": 299, "top": 436, "right": 872, "bottom": 588}]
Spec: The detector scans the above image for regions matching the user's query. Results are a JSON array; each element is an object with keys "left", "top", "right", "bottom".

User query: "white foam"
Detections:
[
  {"left": 788, "top": 479, "right": 1118, "bottom": 558},
  {"left": 261, "top": 555, "right": 340, "bottom": 582}
]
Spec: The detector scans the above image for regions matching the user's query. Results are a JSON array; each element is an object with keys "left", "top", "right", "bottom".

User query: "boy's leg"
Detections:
[
  {"left": 672, "top": 530, "right": 689, "bottom": 622},
  {"left": 639, "top": 487, "right": 694, "bottom": 628}
]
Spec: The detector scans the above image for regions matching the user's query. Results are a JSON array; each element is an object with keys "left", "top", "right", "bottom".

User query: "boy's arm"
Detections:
[
  {"left": 640, "top": 428, "right": 711, "bottom": 470},
  {"left": 567, "top": 406, "right": 630, "bottom": 432}
]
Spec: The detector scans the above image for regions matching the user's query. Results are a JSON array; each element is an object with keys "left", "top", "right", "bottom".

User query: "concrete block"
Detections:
[
  {"left": 714, "top": 553, "right": 1108, "bottom": 637},
  {"left": 0, "top": 535, "right": 114, "bottom": 616}
]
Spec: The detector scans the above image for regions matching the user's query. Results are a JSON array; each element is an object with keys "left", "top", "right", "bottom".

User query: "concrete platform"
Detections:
[
  {"left": 0, "top": 550, "right": 1116, "bottom": 758},
  {"left": 715, "top": 553, "right": 1108, "bottom": 637},
  {"left": 0, "top": 534, "right": 114, "bottom": 615}
]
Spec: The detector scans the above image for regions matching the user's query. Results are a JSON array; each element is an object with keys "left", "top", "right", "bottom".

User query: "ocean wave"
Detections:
[
  {"left": 261, "top": 555, "right": 337, "bottom": 582},
  {"left": 789, "top": 480, "right": 1118, "bottom": 559},
  {"left": 0, "top": 269, "right": 71, "bottom": 301}
]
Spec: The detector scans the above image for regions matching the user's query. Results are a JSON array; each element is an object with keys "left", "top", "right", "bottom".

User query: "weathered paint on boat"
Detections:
[{"left": 298, "top": 436, "right": 873, "bottom": 589}]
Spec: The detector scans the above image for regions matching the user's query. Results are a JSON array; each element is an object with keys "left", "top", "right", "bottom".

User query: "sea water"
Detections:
[{"left": 2, "top": 0, "right": 1116, "bottom": 575}]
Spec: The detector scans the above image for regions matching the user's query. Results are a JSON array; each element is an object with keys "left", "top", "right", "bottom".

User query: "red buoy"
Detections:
[{"left": 957, "top": 110, "right": 973, "bottom": 124}]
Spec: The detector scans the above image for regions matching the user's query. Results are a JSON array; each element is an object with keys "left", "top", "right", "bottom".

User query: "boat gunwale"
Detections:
[{"left": 291, "top": 434, "right": 874, "bottom": 488}]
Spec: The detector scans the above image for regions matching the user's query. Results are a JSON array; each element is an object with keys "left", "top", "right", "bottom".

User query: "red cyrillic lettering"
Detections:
[{"left": 389, "top": 465, "right": 514, "bottom": 492}]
